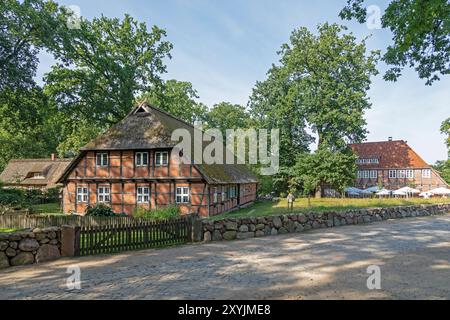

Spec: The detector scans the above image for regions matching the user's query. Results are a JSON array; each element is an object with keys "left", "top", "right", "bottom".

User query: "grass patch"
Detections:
[
  {"left": 0, "top": 228, "right": 24, "bottom": 233},
  {"left": 210, "top": 197, "right": 450, "bottom": 220},
  {"left": 30, "top": 202, "right": 63, "bottom": 215}
]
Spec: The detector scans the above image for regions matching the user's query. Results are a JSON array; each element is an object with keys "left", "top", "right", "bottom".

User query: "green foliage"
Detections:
[
  {"left": 292, "top": 146, "right": 358, "bottom": 196},
  {"left": 85, "top": 204, "right": 115, "bottom": 217},
  {"left": 205, "top": 102, "right": 253, "bottom": 131},
  {"left": 249, "top": 23, "right": 379, "bottom": 166},
  {"left": 340, "top": 0, "right": 450, "bottom": 85},
  {"left": 0, "top": 0, "right": 59, "bottom": 90},
  {"left": 44, "top": 13, "right": 172, "bottom": 128},
  {"left": 248, "top": 66, "right": 312, "bottom": 166},
  {"left": 133, "top": 205, "right": 180, "bottom": 220},
  {"left": 433, "top": 160, "right": 450, "bottom": 184},
  {"left": 140, "top": 79, "right": 207, "bottom": 124},
  {"left": 0, "top": 188, "right": 25, "bottom": 206},
  {"left": 441, "top": 118, "right": 450, "bottom": 156}
]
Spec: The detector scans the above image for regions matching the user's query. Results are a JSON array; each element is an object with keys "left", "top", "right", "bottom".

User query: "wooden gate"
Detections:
[{"left": 77, "top": 216, "right": 190, "bottom": 256}]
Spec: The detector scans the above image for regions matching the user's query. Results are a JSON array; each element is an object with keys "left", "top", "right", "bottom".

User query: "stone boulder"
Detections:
[
  {"left": 0, "top": 241, "right": 8, "bottom": 251},
  {"left": 36, "top": 244, "right": 61, "bottom": 263},
  {"left": 212, "top": 230, "right": 223, "bottom": 241},
  {"left": 0, "top": 252, "right": 9, "bottom": 269},
  {"left": 18, "top": 238, "right": 39, "bottom": 252},
  {"left": 225, "top": 221, "right": 238, "bottom": 231},
  {"left": 272, "top": 217, "right": 282, "bottom": 228},
  {"left": 10, "top": 252, "right": 34, "bottom": 266},
  {"left": 238, "top": 225, "right": 249, "bottom": 232},
  {"left": 223, "top": 231, "right": 237, "bottom": 240}
]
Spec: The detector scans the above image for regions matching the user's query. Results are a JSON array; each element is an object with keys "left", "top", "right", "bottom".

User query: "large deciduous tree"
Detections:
[
  {"left": 139, "top": 79, "right": 207, "bottom": 124},
  {"left": 340, "top": 0, "right": 450, "bottom": 85},
  {"left": 43, "top": 13, "right": 173, "bottom": 154},
  {"left": 279, "top": 23, "right": 379, "bottom": 149},
  {"left": 0, "top": 0, "right": 59, "bottom": 90},
  {"left": 205, "top": 102, "right": 253, "bottom": 131}
]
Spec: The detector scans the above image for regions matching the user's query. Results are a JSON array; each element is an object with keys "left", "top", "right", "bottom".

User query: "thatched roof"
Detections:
[
  {"left": 0, "top": 158, "right": 72, "bottom": 188},
  {"left": 59, "top": 103, "right": 258, "bottom": 184}
]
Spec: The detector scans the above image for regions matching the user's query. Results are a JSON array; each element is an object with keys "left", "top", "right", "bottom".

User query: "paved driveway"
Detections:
[{"left": 1, "top": 214, "right": 450, "bottom": 300}]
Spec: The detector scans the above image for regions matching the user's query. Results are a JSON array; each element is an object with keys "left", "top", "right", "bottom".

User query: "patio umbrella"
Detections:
[
  {"left": 429, "top": 187, "right": 450, "bottom": 195},
  {"left": 345, "top": 187, "right": 363, "bottom": 193},
  {"left": 376, "top": 189, "right": 391, "bottom": 196},
  {"left": 392, "top": 189, "right": 407, "bottom": 196},
  {"left": 396, "top": 186, "right": 420, "bottom": 194},
  {"left": 419, "top": 191, "right": 432, "bottom": 198},
  {"left": 362, "top": 186, "right": 381, "bottom": 194}
]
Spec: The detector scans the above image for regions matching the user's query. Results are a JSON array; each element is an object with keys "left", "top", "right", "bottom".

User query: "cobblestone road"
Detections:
[{"left": 1, "top": 214, "right": 450, "bottom": 299}]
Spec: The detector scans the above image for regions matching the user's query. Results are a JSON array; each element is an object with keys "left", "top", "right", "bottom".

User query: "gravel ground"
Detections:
[{"left": 1, "top": 214, "right": 450, "bottom": 300}]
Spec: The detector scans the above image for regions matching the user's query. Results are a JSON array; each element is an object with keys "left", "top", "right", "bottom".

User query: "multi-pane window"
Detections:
[
  {"left": 229, "top": 186, "right": 237, "bottom": 198},
  {"left": 213, "top": 188, "right": 218, "bottom": 203},
  {"left": 406, "top": 170, "right": 414, "bottom": 179},
  {"left": 422, "top": 169, "right": 431, "bottom": 178},
  {"left": 222, "top": 191, "right": 226, "bottom": 201},
  {"left": 137, "top": 186, "right": 150, "bottom": 203},
  {"left": 176, "top": 187, "right": 189, "bottom": 204},
  {"left": 77, "top": 187, "right": 88, "bottom": 203},
  {"left": 97, "top": 186, "right": 110, "bottom": 203},
  {"left": 155, "top": 151, "right": 169, "bottom": 166},
  {"left": 356, "top": 158, "right": 379, "bottom": 164},
  {"left": 389, "top": 170, "right": 397, "bottom": 178},
  {"left": 96, "top": 153, "right": 108, "bottom": 167},
  {"left": 135, "top": 152, "right": 149, "bottom": 167},
  {"left": 370, "top": 170, "right": 377, "bottom": 179},
  {"left": 397, "top": 170, "right": 406, "bottom": 179},
  {"left": 363, "top": 170, "right": 370, "bottom": 179}
]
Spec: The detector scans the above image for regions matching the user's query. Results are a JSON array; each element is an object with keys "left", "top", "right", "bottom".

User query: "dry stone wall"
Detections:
[
  {"left": 202, "top": 204, "right": 450, "bottom": 242},
  {"left": 0, "top": 227, "right": 61, "bottom": 269}
]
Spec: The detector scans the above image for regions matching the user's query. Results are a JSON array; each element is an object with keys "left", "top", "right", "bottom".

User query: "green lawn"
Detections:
[
  {"left": 210, "top": 197, "right": 450, "bottom": 220},
  {"left": 0, "top": 228, "right": 24, "bottom": 233},
  {"left": 30, "top": 202, "right": 63, "bottom": 215}
]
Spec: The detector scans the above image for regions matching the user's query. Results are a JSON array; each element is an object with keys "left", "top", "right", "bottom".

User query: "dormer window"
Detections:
[
  {"left": 96, "top": 153, "right": 108, "bottom": 167},
  {"left": 155, "top": 151, "right": 168, "bottom": 166},
  {"left": 29, "top": 172, "right": 45, "bottom": 179}
]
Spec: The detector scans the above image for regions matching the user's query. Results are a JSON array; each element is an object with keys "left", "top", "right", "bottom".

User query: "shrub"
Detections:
[
  {"left": 85, "top": 204, "right": 115, "bottom": 216},
  {"left": 0, "top": 188, "right": 25, "bottom": 207},
  {"left": 133, "top": 205, "right": 180, "bottom": 220}
]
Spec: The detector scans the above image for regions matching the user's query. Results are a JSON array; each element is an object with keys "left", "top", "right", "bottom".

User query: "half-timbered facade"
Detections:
[
  {"left": 349, "top": 139, "right": 448, "bottom": 192},
  {"left": 57, "top": 103, "right": 258, "bottom": 217}
]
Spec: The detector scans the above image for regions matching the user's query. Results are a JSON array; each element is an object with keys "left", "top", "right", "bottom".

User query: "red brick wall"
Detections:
[
  {"left": 62, "top": 149, "right": 253, "bottom": 217},
  {"left": 354, "top": 168, "right": 448, "bottom": 191}
]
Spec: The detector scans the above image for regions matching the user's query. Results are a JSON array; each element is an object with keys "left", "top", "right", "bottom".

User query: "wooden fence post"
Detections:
[
  {"left": 61, "top": 225, "right": 81, "bottom": 257},
  {"left": 188, "top": 214, "right": 202, "bottom": 242}
]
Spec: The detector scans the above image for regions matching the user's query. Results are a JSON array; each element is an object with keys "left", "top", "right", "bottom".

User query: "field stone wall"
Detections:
[
  {"left": 202, "top": 203, "right": 450, "bottom": 242},
  {"left": 0, "top": 227, "right": 61, "bottom": 269}
]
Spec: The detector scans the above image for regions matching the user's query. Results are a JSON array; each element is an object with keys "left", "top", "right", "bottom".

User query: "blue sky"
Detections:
[{"left": 37, "top": 0, "right": 450, "bottom": 163}]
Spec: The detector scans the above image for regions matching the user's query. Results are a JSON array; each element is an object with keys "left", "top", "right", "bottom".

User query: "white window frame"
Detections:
[
  {"left": 97, "top": 186, "right": 111, "bottom": 203},
  {"left": 363, "top": 170, "right": 370, "bottom": 179},
  {"left": 135, "top": 152, "right": 149, "bottom": 167},
  {"left": 155, "top": 151, "right": 169, "bottom": 166},
  {"left": 77, "top": 186, "right": 88, "bottom": 203},
  {"left": 96, "top": 153, "right": 108, "bottom": 167},
  {"left": 370, "top": 170, "right": 377, "bottom": 179},
  {"left": 137, "top": 186, "right": 150, "bottom": 204},
  {"left": 389, "top": 170, "right": 397, "bottom": 179},
  {"left": 422, "top": 169, "right": 431, "bottom": 178},
  {"left": 406, "top": 170, "right": 414, "bottom": 179},
  {"left": 398, "top": 170, "right": 406, "bottom": 179},
  {"left": 176, "top": 187, "right": 189, "bottom": 204}
]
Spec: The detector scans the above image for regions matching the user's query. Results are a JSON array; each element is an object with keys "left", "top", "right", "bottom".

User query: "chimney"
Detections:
[
  {"left": 388, "top": 137, "right": 393, "bottom": 141},
  {"left": 51, "top": 153, "right": 56, "bottom": 161}
]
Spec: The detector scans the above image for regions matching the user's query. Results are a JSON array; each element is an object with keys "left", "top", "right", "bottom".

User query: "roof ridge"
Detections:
[
  {"left": 9, "top": 158, "right": 72, "bottom": 162},
  {"left": 140, "top": 102, "right": 196, "bottom": 129},
  {"left": 349, "top": 140, "right": 404, "bottom": 145}
]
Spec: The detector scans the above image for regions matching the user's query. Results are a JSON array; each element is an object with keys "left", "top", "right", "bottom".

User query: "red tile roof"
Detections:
[{"left": 349, "top": 140, "right": 430, "bottom": 169}]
